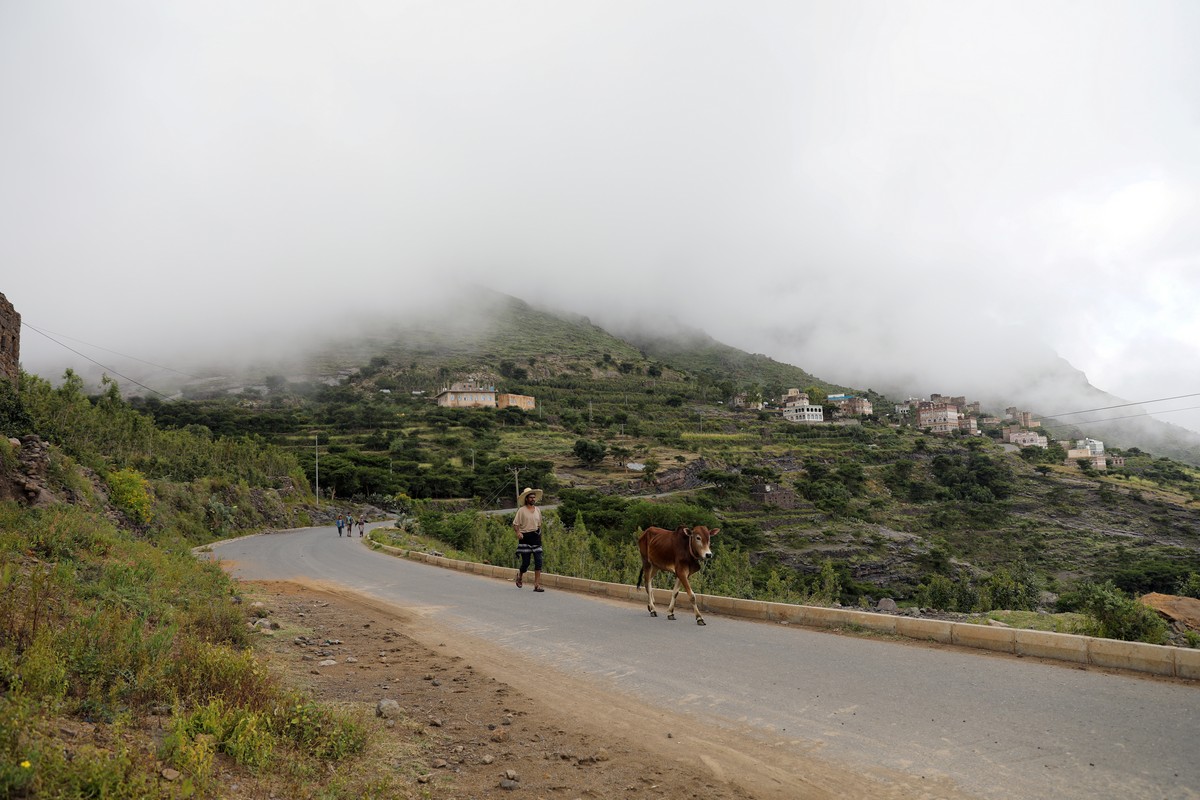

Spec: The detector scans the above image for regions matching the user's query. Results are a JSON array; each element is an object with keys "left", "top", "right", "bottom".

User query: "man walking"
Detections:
[{"left": 512, "top": 487, "right": 545, "bottom": 592}]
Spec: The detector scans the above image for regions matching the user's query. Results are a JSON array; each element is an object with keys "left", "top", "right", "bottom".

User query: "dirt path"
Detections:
[{"left": 240, "top": 579, "right": 971, "bottom": 800}]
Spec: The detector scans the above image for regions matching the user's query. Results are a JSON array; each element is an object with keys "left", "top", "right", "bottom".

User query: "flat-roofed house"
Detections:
[
  {"left": 436, "top": 382, "right": 497, "bottom": 408},
  {"left": 497, "top": 393, "right": 536, "bottom": 411},
  {"left": 916, "top": 403, "right": 959, "bottom": 434}
]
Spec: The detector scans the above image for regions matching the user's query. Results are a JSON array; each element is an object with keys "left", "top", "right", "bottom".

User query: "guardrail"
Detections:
[{"left": 374, "top": 543, "right": 1200, "bottom": 681}]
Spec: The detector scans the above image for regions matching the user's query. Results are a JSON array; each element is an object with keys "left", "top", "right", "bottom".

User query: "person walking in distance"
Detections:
[
  {"left": 336, "top": 513, "right": 345, "bottom": 538},
  {"left": 357, "top": 514, "right": 365, "bottom": 537},
  {"left": 512, "top": 487, "right": 544, "bottom": 592}
]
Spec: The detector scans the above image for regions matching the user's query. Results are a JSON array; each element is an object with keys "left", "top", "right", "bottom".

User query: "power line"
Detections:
[
  {"left": 21, "top": 322, "right": 173, "bottom": 400},
  {"left": 1041, "top": 392, "right": 1200, "bottom": 420},
  {"left": 1040, "top": 404, "right": 1200, "bottom": 428},
  {"left": 23, "top": 324, "right": 202, "bottom": 379}
]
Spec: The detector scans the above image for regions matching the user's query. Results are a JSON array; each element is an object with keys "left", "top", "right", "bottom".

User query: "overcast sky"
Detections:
[{"left": 2, "top": 2, "right": 1198, "bottom": 432}]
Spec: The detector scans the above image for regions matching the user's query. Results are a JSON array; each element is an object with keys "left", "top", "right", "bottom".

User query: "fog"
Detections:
[{"left": 2, "top": 2, "right": 1199, "bottom": 433}]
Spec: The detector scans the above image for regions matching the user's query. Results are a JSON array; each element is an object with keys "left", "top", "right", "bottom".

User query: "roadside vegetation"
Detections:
[{"left": 0, "top": 502, "right": 387, "bottom": 799}]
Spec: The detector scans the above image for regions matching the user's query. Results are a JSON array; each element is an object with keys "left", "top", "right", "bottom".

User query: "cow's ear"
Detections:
[{"left": 709, "top": 528, "right": 720, "bottom": 536}]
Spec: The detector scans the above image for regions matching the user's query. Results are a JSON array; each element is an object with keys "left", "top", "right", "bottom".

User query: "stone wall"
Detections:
[{"left": 0, "top": 292, "right": 19, "bottom": 385}]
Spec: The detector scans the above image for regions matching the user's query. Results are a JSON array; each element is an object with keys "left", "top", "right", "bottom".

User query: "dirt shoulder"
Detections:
[{"left": 239, "top": 580, "right": 969, "bottom": 800}]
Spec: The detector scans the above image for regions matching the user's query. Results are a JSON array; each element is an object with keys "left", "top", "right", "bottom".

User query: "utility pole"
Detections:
[
  {"left": 509, "top": 466, "right": 524, "bottom": 504},
  {"left": 314, "top": 433, "right": 320, "bottom": 498}
]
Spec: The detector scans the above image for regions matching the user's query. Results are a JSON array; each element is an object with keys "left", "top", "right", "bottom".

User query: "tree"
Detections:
[
  {"left": 572, "top": 439, "right": 607, "bottom": 467},
  {"left": 641, "top": 458, "right": 660, "bottom": 485},
  {"left": 609, "top": 445, "right": 632, "bottom": 467}
]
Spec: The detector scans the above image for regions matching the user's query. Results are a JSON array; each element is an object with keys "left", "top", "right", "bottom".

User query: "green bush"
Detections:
[
  {"left": 978, "top": 566, "right": 1040, "bottom": 612},
  {"left": 915, "top": 574, "right": 957, "bottom": 610},
  {"left": 1176, "top": 572, "right": 1200, "bottom": 599},
  {"left": 1073, "top": 581, "right": 1169, "bottom": 644},
  {"left": 106, "top": 468, "right": 154, "bottom": 525},
  {"left": 169, "top": 641, "right": 277, "bottom": 710}
]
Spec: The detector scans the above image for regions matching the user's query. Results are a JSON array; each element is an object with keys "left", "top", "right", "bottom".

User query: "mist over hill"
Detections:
[{"left": 27, "top": 286, "right": 1200, "bottom": 466}]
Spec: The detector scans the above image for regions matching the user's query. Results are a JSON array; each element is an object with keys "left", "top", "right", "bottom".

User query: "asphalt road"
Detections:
[{"left": 205, "top": 524, "right": 1200, "bottom": 800}]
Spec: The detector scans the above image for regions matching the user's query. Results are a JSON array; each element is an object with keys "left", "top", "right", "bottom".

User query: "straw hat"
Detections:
[{"left": 518, "top": 487, "right": 543, "bottom": 504}]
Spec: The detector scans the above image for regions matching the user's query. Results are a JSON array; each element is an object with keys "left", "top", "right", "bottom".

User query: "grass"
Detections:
[
  {"left": 0, "top": 501, "right": 384, "bottom": 799},
  {"left": 984, "top": 610, "right": 1090, "bottom": 633}
]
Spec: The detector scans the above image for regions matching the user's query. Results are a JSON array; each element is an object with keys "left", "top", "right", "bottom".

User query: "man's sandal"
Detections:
[
  {"left": 515, "top": 576, "right": 523, "bottom": 588},
  {"left": 533, "top": 587, "right": 544, "bottom": 592}
]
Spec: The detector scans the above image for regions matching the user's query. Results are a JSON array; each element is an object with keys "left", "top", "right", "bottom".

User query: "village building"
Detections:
[
  {"left": 1062, "top": 441, "right": 1107, "bottom": 471},
  {"left": 842, "top": 396, "right": 873, "bottom": 417},
  {"left": 781, "top": 402, "right": 825, "bottom": 423},
  {"left": 732, "top": 393, "right": 764, "bottom": 410},
  {"left": 1006, "top": 428, "right": 1049, "bottom": 448},
  {"left": 1005, "top": 408, "right": 1040, "bottom": 428},
  {"left": 749, "top": 482, "right": 798, "bottom": 509},
  {"left": 779, "top": 390, "right": 823, "bottom": 423},
  {"left": 436, "top": 381, "right": 497, "bottom": 408},
  {"left": 824, "top": 393, "right": 873, "bottom": 418},
  {"left": 496, "top": 392, "right": 536, "bottom": 411},
  {"left": 930, "top": 394, "right": 966, "bottom": 408},
  {"left": 916, "top": 402, "right": 960, "bottom": 434}
]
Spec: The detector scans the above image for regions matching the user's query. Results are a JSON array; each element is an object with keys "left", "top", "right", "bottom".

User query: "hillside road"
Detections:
[{"left": 205, "top": 524, "right": 1200, "bottom": 800}]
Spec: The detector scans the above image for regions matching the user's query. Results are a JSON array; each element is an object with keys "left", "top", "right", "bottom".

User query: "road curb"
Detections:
[{"left": 375, "top": 544, "right": 1199, "bottom": 681}]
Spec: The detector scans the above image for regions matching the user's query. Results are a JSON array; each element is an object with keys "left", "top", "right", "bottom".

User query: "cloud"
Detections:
[{"left": 2, "top": 2, "right": 1199, "bottom": 431}]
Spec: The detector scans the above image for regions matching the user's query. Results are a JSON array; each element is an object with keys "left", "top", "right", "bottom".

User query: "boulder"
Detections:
[
  {"left": 375, "top": 699, "right": 402, "bottom": 718},
  {"left": 1140, "top": 593, "right": 1200, "bottom": 632}
]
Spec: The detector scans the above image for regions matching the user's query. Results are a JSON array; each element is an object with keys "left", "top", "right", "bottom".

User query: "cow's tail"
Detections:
[{"left": 635, "top": 566, "right": 645, "bottom": 589}]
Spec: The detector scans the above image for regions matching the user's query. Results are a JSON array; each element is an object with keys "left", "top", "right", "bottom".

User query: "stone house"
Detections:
[
  {"left": 749, "top": 482, "right": 798, "bottom": 509},
  {"left": 916, "top": 402, "right": 959, "bottom": 434}
]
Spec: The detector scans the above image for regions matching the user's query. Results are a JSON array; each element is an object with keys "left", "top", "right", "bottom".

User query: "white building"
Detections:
[{"left": 781, "top": 403, "right": 825, "bottom": 423}]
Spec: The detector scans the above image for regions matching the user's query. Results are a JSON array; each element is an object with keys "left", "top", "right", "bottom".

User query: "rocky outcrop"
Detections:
[
  {"left": 0, "top": 435, "right": 58, "bottom": 507},
  {"left": 1140, "top": 592, "right": 1200, "bottom": 634}
]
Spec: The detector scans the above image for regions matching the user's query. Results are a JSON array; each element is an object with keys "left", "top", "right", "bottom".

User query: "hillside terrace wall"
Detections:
[{"left": 0, "top": 292, "right": 19, "bottom": 385}]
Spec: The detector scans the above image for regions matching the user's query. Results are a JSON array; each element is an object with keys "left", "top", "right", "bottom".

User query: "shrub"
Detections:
[
  {"left": 1073, "top": 581, "right": 1169, "bottom": 644},
  {"left": 978, "top": 566, "right": 1040, "bottom": 612},
  {"left": 106, "top": 468, "right": 154, "bottom": 525},
  {"left": 1176, "top": 572, "right": 1200, "bottom": 599},
  {"left": 806, "top": 560, "right": 843, "bottom": 605},
  {"left": 169, "top": 641, "right": 277, "bottom": 710},
  {"left": 274, "top": 698, "right": 367, "bottom": 760},
  {"left": 915, "top": 574, "right": 957, "bottom": 611}
]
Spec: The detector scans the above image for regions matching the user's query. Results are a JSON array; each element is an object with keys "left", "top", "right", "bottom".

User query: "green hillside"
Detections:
[{"left": 117, "top": 292, "right": 1200, "bottom": 629}]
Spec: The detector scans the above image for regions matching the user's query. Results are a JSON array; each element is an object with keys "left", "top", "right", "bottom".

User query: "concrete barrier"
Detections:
[
  {"left": 377, "top": 546, "right": 1199, "bottom": 680},
  {"left": 838, "top": 609, "right": 898, "bottom": 634},
  {"left": 1014, "top": 629, "right": 1089, "bottom": 664},
  {"left": 1175, "top": 647, "right": 1200, "bottom": 680},
  {"left": 951, "top": 623, "right": 1016, "bottom": 654},
  {"left": 1088, "top": 638, "right": 1176, "bottom": 677},
  {"left": 894, "top": 617, "right": 954, "bottom": 643}
]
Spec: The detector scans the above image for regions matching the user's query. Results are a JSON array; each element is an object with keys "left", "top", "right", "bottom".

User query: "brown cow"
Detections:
[{"left": 636, "top": 525, "right": 720, "bottom": 625}]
